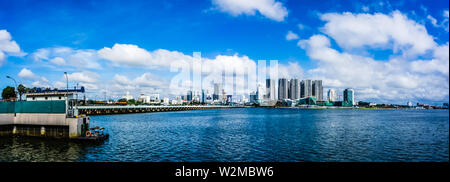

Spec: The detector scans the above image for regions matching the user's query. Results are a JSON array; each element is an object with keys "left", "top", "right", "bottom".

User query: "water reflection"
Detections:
[{"left": 0, "top": 108, "right": 448, "bottom": 162}]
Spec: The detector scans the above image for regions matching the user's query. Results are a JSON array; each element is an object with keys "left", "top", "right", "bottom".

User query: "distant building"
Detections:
[
  {"left": 138, "top": 94, "right": 150, "bottom": 103},
  {"left": 226, "top": 95, "right": 232, "bottom": 104},
  {"left": 213, "top": 83, "right": 223, "bottom": 101},
  {"left": 201, "top": 90, "right": 206, "bottom": 104},
  {"left": 312, "top": 80, "right": 323, "bottom": 101},
  {"left": 187, "top": 90, "right": 193, "bottom": 102},
  {"left": 163, "top": 97, "right": 170, "bottom": 105},
  {"left": 278, "top": 78, "right": 289, "bottom": 100},
  {"left": 249, "top": 91, "right": 258, "bottom": 103},
  {"left": 256, "top": 83, "right": 265, "bottom": 100},
  {"left": 300, "top": 79, "right": 312, "bottom": 98},
  {"left": 407, "top": 101, "right": 413, "bottom": 107},
  {"left": 266, "top": 79, "right": 276, "bottom": 100},
  {"left": 25, "top": 91, "right": 75, "bottom": 101},
  {"left": 289, "top": 78, "right": 300, "bottom": 100},
  {"left": 149, "top": 94, "right": 160, "bottom": 103},
  {"left": 343, "top": 88, "right": 355, "bottom": 106},
  {"left": 122, "top": 91, "right": 134, "bottom": 101},
  {"left": 327, "top": 89, "right": 337, "bottom": 102}
]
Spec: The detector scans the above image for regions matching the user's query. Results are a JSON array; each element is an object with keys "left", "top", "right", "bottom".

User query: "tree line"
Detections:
[{"left": 1, "top": 84, "right": 57, "bottom": 100}]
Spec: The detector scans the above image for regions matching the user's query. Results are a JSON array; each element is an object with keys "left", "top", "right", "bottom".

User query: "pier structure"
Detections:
[
  {"left": 0, "top": 100, "right": 87, "bottom": 139},
  {"left": 0, "top": 89, "right": 90, "bottom": 139},
  {"left": 77, "top": 105, "right": 238, "bottom": 115}
]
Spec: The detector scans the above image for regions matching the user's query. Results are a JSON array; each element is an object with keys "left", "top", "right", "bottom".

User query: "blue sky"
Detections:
[{"left": 0, "top": 0, "right": 449, "bottom": 104}]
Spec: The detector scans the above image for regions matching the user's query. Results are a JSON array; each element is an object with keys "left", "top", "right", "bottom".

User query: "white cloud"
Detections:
[
  {"left": 0, "top": 29, "right": 25, "bottom": 65},
  {"left": 285, "top": 31, "right": 299, "bottom": 40},
  {"left": 31, "top": 47, "right": 101, "bottom": 69},
  {"left": 211, "top": 0, "right": 288, "bottom": 21},
  {"left": 427, "top": 15, "right": 438, "bottom": 27},
  {"left": 442, "top": 10, "right": 449, "bottom": 32},
  {"left": 298, "top": 34, "right": 449, "bottom": 103},
  {"left": 18, "top": 68, "right": 38, "bottom": 80},
  {"left": 98, "top": 44, "right": 191, "bottom": 68},
  {"left": 17, "top": 68, "right": 51, "bottom": 88},
  {"left": 320, "top": 11, "right": 436, "bottom": 56},
  {"left": 66, "top": 71, "right": 100, "bottom": 83},
  {"left": 49, "top": 57, "right": 66, "bottom": 65}
]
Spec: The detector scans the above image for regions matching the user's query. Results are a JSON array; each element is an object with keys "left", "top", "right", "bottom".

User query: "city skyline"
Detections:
[{"left": 0, "top": 0, "right": 448, "bottom": 105}]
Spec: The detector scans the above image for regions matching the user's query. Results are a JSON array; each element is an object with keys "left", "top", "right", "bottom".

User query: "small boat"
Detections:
[{"left": 76, "top": 126, "right": 109, "bottom": 142}]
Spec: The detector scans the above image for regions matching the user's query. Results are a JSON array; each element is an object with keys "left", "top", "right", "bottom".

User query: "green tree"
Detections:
[
  {"left": 2, "top": 86, "right": 17, "bottom": 100},
  {"left": 118, "top": 98, "right": 127, "bottom": 102},
  {"left": 17, "top": 84, "right": 27, "bottom": 101},
  {"left": 127, "top": 99, "right": 136, "bottom": 105}
]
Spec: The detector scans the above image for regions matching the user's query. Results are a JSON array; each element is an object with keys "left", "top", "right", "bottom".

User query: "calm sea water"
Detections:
[{"left": 0, "top": 108, "right": 448, "bottom": 162}]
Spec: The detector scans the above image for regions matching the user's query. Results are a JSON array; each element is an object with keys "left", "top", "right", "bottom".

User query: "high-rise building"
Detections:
[
  {"left": 278, "top": 78, "right": 289, "bottom": 100},
  {"left": 300, "top": 79, "right": 312, "bottom": 98},
  {"left": 312, "top": 80, "right": 323, "bottom": 101},
  {"left": 343, "top": 88, "right": 355, "bottom": 106},
  {"left": 187, "top": 90, "right": 193, "bottom": 101},
  {"left": 201, "top": 89, "right": 206, "bottom": 104},
  {"left": 213, "top": 83, "right": 223, "bottom": 101},
  {"left": 327, "top": 89, "right": 337, "bottom": 102},
  {"left": 265, "top": 79, "right": 276, "bottom": 100},
  {"left": 289, "top": 79, "right": 300, "bottom": 100},
  {"left": 256, "top": 83, "right": 264, "bottom": 100},
  {"left": 249, "top": 91, "right": 258, "bottom": 103}
]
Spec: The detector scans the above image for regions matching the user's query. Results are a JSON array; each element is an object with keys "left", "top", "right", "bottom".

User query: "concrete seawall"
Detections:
[{"left": 0, "top": 113, "right": 83, "bottom": 138}]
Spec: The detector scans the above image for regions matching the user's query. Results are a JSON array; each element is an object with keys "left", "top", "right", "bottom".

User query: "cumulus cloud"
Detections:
[
  {"left": 98, "top": 44, "right": 302, "bottom": 96},
  {"left": 109, "top": 73, "right": 170, "bottom": 98},
  {"left": 98, "top": 44, "right": 191, "bottom": 68},
  {"left": 320, "top": 11, "right": 436, "bottom": 56},
  {"left": 0, "top": 29, "right": 25, "bottom": 65},
  {"left": 285, "top": 31, "right": 299, "bottom": 40},
  {"left": 18, "top": 68, "right": 39, "bottom": 80},
  {"left": 31, "top": 47, "right": 101, "bottom": 69},
  {"left": 211, "top": 0, "right": 288, "bottom": 21},
  {"left": 17, "top": 68, "right": 51, "bottom": 88},
  {"left": 298, "top": 33, "right": 448, "bottom": 103},
  {"left": 66, "top": 71, "right": 100, "bottom": 84}
]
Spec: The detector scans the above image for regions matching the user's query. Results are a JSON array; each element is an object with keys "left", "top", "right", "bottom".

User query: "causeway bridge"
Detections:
[{"left": 77, "top": 105, "right": 242, "bottom": 115}]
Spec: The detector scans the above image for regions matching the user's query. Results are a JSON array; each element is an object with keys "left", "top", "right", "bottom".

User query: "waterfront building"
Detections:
[
  {"left": 213, "top": 83, "right": 223, "bottom": 101},
  {"left": 187, "top": 90, "right": 193, "bottom": 102},
  {"left": 149, "top": 94, "right": 160, "bottom": 103},
  {"left": 205, "top": 93, "right": 213, "bottom": 104},
  {"left": 241, "top": 95, "right": 248, "bottom": 103},
  {"left": 298, "top": 96, "right": 317, "bottom": 105},
  {"left": 407, "top": 101, "right": 413, "bottom": 107},
  {"left": 138, "top": 94, "right": 150, "bottom": 104},
  {"left": 249, "top": 91, "right": 258, "bottom": 103},
  {"left": 289, "top": 78, "right": 300, "bottom": 100},
  {"left": 300, "top": 79, "right": 312, "bottom": 98},
  {"left": 256, "top": 83, "right": 265, "bottom": 100},
  {"left": 343, "top": 88, "right": 355, "bottom": 106},
  {"left": 26, "top": 91, "right": 75, "bottom": 101},
  {"left": 278, "top": 78, "right": 289, "bottom": 100},
  {"left": 163, "top": 97, "right": 170, "bottom": 105},
  {"left": 201, "top": 90, "right": 206, "bottom": 104},
  {"left": 265, "top": 79, "right": 276, "bottom": 101},
  {"left": 327, "top": 89, "right": 337, "bottom": 102},
  {"left": 312, "top": 80, "right": 323, "bottom": 101},
  {"left": 122, "top": 91, "right": 134, "bottom": 101},
  {"left": 226, "top": 95, "right": 232, "bottom": 104}
]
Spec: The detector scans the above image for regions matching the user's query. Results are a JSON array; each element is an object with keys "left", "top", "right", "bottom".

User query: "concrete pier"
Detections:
[
  {"left": 0, "top": 101, "right": 87, "bottom": 139},
  {"left": 77, "top": 105, "right": 240, "bottom": 115}
]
